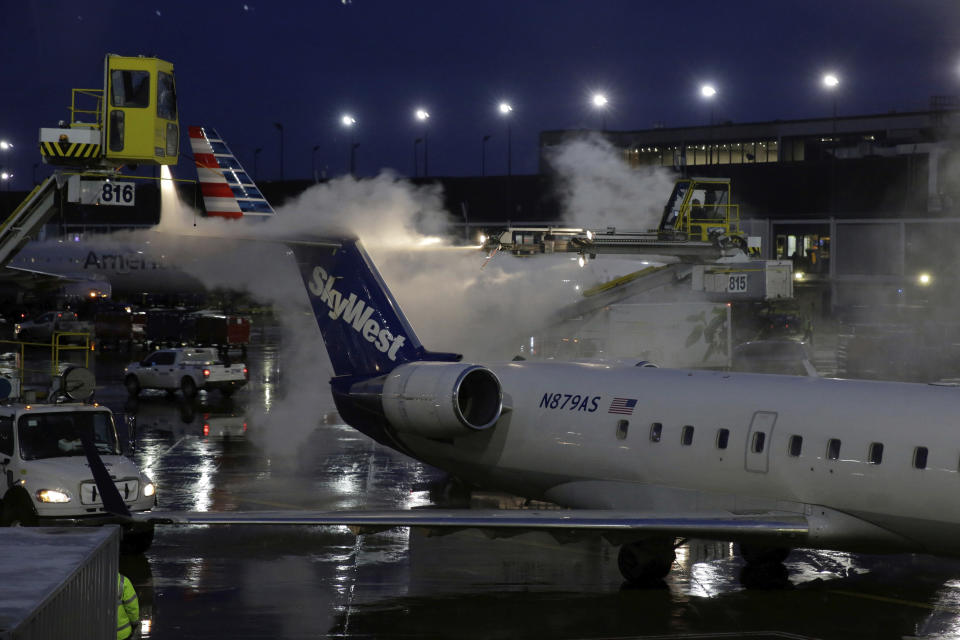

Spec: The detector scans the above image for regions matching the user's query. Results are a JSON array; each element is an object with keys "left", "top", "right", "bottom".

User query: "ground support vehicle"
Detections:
[
  {"left": 94, "top": 309, "right": 134, "bottom": 350},
  {"left": 181, "top": 312, "right": 251, "bottom": 358},
  {"left": 14, "top": 311, "right": 90, "bottom": 343},
  {"left": 144, "top": 308, "right": 188, "bottom": 348},
  {"left": 0, "top": 401, "right": 156, "bottom": 553},
  {"left": 124, "top": 347, "right": 248, "bottom": 398}
]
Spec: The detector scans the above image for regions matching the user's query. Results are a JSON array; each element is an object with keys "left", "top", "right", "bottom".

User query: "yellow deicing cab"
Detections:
[{"left": 39, "top": 54, "right": 178, "bottom": 168}]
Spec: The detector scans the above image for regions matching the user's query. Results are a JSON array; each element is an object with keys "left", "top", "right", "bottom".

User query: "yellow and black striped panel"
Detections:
[{"left": 40, "top": 141, "right": 101, "bottom": 160}]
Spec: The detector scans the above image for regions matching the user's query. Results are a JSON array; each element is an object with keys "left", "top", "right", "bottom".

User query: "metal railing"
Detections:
[{"left": 69, "top": 88, "right": 104, "bottom": 128}]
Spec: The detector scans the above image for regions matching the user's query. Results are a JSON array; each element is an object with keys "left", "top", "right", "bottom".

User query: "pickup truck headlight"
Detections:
[
  {"left": 142, "top": 482, "right": 156, "bottom": 498},
  {"left": 36, "top": 489, "right": 71, "bottom": 503}
]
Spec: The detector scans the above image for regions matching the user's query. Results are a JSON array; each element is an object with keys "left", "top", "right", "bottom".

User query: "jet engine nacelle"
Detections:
[{"left": 381, "top": 362, "right": 502, "bottom": 439}]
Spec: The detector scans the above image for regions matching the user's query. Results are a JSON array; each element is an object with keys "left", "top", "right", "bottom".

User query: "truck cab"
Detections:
[
  {"left": 0, "top": 402, "right": 156, "bottom": 552},
  {"left": 39, "top": 54, "right": 179, "bottom": 169}
]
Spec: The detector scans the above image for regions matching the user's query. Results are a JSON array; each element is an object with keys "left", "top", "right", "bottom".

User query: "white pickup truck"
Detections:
[
  {"left": 0, "top": 402, "right": 156, "bottom": 553},
  {"left": 124, "top": 347, "right": 248, "bottom": 398},
  {"left": 14, "top": 310, "right": 91, "bottom": 343}
]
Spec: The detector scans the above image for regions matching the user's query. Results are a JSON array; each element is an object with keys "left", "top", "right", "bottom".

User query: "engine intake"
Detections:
[{"left": 381, "top": 362, "right": 502, "bottom": 439}]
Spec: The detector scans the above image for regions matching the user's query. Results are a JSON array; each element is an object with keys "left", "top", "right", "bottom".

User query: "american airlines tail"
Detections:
[{"left": 189, "top": 126, "right": 276, "bottom": 219}]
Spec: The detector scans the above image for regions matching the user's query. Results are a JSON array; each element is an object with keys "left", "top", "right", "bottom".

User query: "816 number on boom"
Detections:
[{"left": 99, "top": 182, "right": 135, "bottom": 206}]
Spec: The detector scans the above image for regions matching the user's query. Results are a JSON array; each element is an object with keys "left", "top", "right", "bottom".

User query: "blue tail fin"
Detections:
[{"left": 289, "top": 237, "right": 456, "bottom": 377}]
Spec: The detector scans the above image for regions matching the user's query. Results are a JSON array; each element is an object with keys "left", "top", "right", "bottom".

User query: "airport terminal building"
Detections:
[{"left": 541, "top": 103, "right": 960, "bottom": 321}]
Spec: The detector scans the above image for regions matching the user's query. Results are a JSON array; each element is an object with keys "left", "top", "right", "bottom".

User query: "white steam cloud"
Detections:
[
  {"left": 142, "top": 139, "right": 666, "bottom": 452},
  {"left": 548, "top": 135, "right": 677, "bottom": 231}
]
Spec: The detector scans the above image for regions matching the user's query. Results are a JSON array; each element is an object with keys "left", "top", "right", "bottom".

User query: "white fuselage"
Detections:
[
  {"left": 8, "top": 236, "right": 204, "bottom": 295},
  {"left": 397, "top": 362, "right": 960, "bottom": 555}
]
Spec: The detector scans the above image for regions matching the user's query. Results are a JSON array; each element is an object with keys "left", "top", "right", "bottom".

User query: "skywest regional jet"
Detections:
[{"left": 91, "top": 233, "right": 960, "bottom": 585}]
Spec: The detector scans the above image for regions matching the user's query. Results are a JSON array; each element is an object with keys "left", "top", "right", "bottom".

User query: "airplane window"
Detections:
[
  {"left": 827, "top": 438, "right": 841, "bottom": 460},
  {"left": 649, "top": 422, "right": 662, "bottom": 443},
  {"left": 716, "top": 428, "right": 729, "bottom": 449},
  {"left": 681, "top": 425, "right": 694, "bottom": 446},
  {"left": 752, "top": 431, "right": 766, "bottom": 454},
  {"left": 788, "top": 435, "right": 803, "bottom": 457},
  {"left": 868, "top": 442, "right": 884, "bottom": 464},
  {"left": 616, "top": 420, "right": 629, "bottom": 441},
  {"left": 914, "top": 447, "right": 928, "bottom": 470}
]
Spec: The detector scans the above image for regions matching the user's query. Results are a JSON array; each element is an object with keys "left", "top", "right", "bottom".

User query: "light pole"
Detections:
[
  {"left": 591, "top": 93, "right": 609, "bottom": 131},
  {"left": 823, "top": 73, "right": 840, "bottom": 124},
  {"left": 413, "top": 138, "right": 422, "bottom": 177},
  {"left": 312, "top": 144, "right": 321, "bottom": 183},
  {"left": 0, "top": 141, "right": 12, "bottom": 191},
  {"left": 341, "top": 114, "right": 357, "bottom": 176},
  {"left": 700, "top": 84, "right": 717, "bottom": 165},
  {"left": 481, "top": 134, "right": 491, "bottom": 176},
  {"left": 273, "top": 122, "right": 284, "bottom": 182},
  {"left": 415, "top": 108, "right": 430, "bottom": 176},
  {"left": 700, "top": 83, "right": 717, "bottom": 125},
  {"left": 499, "top": 102, "right": 512, "bottom": 176},
  {"left": 253, "top": 147, "right": 262, "bottom": 181},
  {"left": 823, "top": 72, "right": 841, "bottom": 212}
]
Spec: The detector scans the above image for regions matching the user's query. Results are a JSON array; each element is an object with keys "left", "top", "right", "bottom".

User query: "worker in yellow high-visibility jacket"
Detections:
[{"left": 117, "top": 573, "right": 139, "bottom": 640}]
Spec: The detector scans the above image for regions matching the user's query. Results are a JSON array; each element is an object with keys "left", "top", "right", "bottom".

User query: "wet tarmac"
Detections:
[{"left": 40, "top": 329, "right": 960, "bottom": 639}]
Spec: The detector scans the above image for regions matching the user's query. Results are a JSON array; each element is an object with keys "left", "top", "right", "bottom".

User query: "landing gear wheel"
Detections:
[
  {"left": 121, "top": 525, "right": 155, "bottom": 555},
  {"left": 738, "top": 544, "right": 792, "bottom": 589},
  {"left": 617, "top": 540, "right": 675, "bottom": 585},
  {"left": 124, "top": 375, "right": 141, "bottom": 397},
  {"left": 181, "top": 377, "right": 197, "bottom": 399},
  {"left": 738, "top": 544, "right": 790, "bottom": 566}
]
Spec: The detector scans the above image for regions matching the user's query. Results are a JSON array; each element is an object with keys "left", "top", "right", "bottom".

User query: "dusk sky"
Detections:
[{"left": 2, "top": 1, "right": 959, "bottom": 189}]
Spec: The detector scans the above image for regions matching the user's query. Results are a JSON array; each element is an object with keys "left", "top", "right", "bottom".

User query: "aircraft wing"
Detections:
[
  {"left": 4, "top": 265, "right": 71, "bottom": 279},
  {"left": 134, "top": 508, "right": 809, "bottom": 542},
  {"left": 0, "top": 264, "right": 74, "bottom": 287}
]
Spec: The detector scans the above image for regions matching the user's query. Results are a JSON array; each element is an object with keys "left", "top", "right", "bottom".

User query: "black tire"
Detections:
[
  {"left": 125, "top": 375, "right": 141, "bottom": 396},
  {"left": 221, "top": 387, "right": 234, "bottom": 398},
  {"left": 181, "top": 376, "right": 197, "bottom": 399},
  {"left": 1, "top": 490, "right": 37, "bottom": 527},
  {"left": 738, "top": 544, "right": 790, "bottom": 566},
  {"left": 121, "top": 524, "right": 155, "bottom": 554},
  {"left": 617, "top": 540, "right": 675, "bottom": 585}
]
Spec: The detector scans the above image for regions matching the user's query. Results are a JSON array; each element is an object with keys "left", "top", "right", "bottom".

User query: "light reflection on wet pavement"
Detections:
[{"left": 70, "top": 335, "right": 960, "bottom": 639}]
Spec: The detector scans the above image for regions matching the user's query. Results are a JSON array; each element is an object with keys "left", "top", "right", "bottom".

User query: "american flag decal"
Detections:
[{"left": 608, "top": 397, "right": 637, "bottom": 415}]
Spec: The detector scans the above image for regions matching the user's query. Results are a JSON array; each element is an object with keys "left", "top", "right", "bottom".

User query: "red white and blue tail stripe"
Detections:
[{"left": 189, "top": 126, "right": 276, "bottom": 219}]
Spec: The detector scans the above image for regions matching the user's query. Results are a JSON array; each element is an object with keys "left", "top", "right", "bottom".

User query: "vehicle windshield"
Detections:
[{"left": 18, "top": 411, "right": 120, "bottom": 460}]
